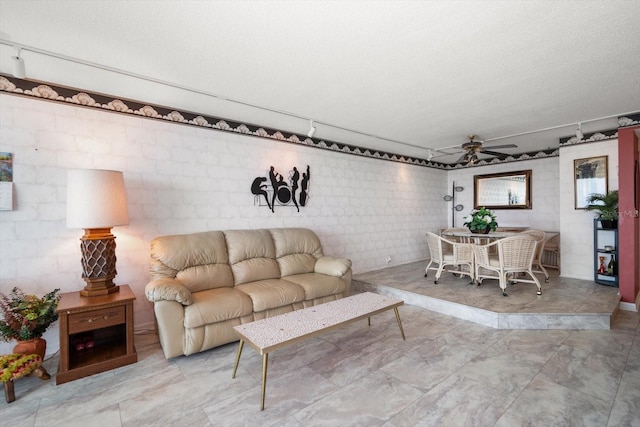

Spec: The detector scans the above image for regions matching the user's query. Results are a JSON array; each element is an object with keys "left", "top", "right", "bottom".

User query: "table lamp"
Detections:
[{"left": 66, "top": 169, "right": 129, "bottom": 297}]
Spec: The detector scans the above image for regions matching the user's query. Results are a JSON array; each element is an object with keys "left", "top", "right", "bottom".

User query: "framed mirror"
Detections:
[{"left": 474, "top": 170, "right": 532, "bottom": 209}]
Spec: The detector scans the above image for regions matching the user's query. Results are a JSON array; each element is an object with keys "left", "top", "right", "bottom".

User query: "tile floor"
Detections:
[{"left": 2, "top": 263, "right": 639, "bottom": 426}]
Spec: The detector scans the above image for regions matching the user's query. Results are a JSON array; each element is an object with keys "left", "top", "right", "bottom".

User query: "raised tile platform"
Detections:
[{"left": 352, "top": 261, "right": 620, "bottom": 330}]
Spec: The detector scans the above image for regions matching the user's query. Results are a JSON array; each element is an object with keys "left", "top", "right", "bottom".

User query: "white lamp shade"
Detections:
[{"left": 66, "top": 169, "right": 129, "bottom": 229}]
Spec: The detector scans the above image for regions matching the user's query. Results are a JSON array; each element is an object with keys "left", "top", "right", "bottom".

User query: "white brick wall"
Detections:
[{"left": 0, "top": 94, "right": 447, "bottom": 354}]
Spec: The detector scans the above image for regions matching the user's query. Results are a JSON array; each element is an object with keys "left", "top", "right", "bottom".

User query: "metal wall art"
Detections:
[
  {"left": 444, "top": 182, "right": 464, "bottom": 227},
  {"left": 251, "top": 165, "right": 310, "bottom": 213}
]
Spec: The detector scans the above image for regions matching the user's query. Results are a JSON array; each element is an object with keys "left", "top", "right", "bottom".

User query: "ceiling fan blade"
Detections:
[
  {"left": 456, "top": 153, "right": 468, "bottom": 163},
  {"left": 480, "top": 150, "right": 509, "bottom": 157},
  {"left": 483, "top": 143, "right": 517, "bottom": 150}
]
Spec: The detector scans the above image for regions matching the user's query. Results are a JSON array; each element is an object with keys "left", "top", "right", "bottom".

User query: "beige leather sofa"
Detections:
[{"left": 145, "top": 228, "right": 352, "bottom": 358}]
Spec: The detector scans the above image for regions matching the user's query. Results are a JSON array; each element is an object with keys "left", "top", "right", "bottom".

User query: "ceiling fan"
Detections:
[{"left": 456, "top": 135, "right": 517, "bottom": 165}]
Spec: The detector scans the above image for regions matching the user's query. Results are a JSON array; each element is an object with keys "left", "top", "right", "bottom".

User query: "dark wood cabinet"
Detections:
[{"left": 56, "top": 285, "right": 137, "bottom": 385}]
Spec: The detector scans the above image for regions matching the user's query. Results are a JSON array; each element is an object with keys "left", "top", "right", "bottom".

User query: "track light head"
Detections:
[
  {"left": 576, "top": 123, "right": 584, "bottom": 140},
  {"left": 12, "top": 47, "right": 26, "bottom": 79},
  {"left": 307, "top": 120, "right": 316, "bottom": 138}
]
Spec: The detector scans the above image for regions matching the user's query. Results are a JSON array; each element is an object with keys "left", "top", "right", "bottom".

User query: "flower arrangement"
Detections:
[
  {"left": 0, "top": 287, "right": 61, "bottom": 342},
  {"left": 462, "top": 207, "right": 498, "bottom": 232},
  {"left": 0, "top": 353, "right": 42, "bottom": 382}
]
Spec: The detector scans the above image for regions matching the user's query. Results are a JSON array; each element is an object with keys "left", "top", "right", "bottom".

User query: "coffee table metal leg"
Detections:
[
  {"left": 394, "top": 307, "right": 406, "bottom": 340},
  {"left": 232, "top": 339, "right": 244, "bottom": 379},
  {"left": 261, "top": 353, "right": 269, "bottom": 410}
]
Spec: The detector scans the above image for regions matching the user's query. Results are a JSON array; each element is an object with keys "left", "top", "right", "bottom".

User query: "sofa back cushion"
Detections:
[
  {"left": 270, "top": 228, "right": 324, "bottom": 276},
  {"left": 150, "top": 231, "right": 234, "bottom": 292},
  {"left": 224, "top": 229, "right": 281, "bottom": 285}
]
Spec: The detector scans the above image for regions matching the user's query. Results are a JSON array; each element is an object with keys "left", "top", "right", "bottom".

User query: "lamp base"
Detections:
[
  {"left": 80, "top": 278, "right": 120, "bottom": 297},
  {"left": 79, "top": 228, "right": 121, "bottom": 298}
]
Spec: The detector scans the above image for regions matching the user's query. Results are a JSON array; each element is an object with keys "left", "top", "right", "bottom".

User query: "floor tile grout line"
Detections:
[
  {"left": 605, "top": 323, "right": 640, "bottom": 426},
  {"left": 490, "top": 328, "right": 577, "bottom": 426}
]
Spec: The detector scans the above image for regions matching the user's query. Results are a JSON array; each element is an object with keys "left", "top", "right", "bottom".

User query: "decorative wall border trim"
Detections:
[
  {"left": 559, "top": 128, "right": 618, "bottom": 147},
  {"left": 618, "top": 113, "right": 640, "bottom": 128},
  {"left": 0, "top": 74, "right": 560, "bottom": 169}
]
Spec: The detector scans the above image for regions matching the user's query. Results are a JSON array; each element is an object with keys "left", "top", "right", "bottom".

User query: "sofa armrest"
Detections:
[
  {"left": 145, "top": 278, "right": 192, "bottom": 305},
  {"left": 314, "top": 256, "right": 352, "bottom": 277}
]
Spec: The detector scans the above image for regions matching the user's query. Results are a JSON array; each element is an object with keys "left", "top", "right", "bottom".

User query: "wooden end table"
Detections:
[{"left": 56, "top": 284, "right": 137, "bottom": 385}]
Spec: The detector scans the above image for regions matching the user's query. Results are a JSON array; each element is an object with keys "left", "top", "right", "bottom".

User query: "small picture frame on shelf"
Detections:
[{"left": 574, "top": 155, "right": 608, "bottom": 209}]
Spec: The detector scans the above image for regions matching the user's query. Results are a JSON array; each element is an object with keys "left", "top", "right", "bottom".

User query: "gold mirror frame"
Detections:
[{"left": 474, "top": 170, "right": 532, "bottom": 209}]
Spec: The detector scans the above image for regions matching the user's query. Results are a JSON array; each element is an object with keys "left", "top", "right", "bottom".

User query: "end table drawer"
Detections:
[{"left": 68, "top": 306, "right": 125, "bottom": 334}]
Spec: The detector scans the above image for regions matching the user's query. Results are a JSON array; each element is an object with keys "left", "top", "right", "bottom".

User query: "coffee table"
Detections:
[{"left": 231, "top": 291, "right": 405, "bottom": 410}]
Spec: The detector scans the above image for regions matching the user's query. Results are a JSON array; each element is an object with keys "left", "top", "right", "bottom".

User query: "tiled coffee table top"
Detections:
[{"left": 234, "top": 292, "right": 403, "bottom": 353}]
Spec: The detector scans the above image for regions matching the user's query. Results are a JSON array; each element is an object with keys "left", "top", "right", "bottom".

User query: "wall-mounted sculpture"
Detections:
[
  {"left": 444, "top": 181, "right": 464, "bottom": 227},
  {"left": 251, "top": 165, "right": 310, "bottom": 213}
]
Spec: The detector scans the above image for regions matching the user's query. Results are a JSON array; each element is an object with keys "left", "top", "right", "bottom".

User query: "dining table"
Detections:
[{"left": 441, "top": 230, "right": 522, "bottom": 244}]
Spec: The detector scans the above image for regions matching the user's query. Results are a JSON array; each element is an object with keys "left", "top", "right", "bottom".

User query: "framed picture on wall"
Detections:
[{"left": 574, "top": 155, "right": 608, "bottom": 209}]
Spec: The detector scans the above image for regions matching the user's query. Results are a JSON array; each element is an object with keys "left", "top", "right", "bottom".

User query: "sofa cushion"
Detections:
[
  {"left": 176, "top": 264, "right": 234, "bottom": 293},
  {"left": 270, "top": 228, "right": 324, "bottom": 276},
  {"left": 150, "top": 231, "right": 234, "bottom": 292},
  {"left": 184, "top": 287, "right": 253, "bottom": 329},
  {"left": 225, "top": 229, "right": 280, "bottom": 285},
  {"left": 235, "top": 279, "right": 305, "bottom": 312},
  {"left": 281, "top": 273, "right": 347, "bottom": 300}
]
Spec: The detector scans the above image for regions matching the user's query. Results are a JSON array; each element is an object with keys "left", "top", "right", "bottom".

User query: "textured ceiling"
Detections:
[{"left": 0, "top": 0, "right": 639, "bottom": 163}]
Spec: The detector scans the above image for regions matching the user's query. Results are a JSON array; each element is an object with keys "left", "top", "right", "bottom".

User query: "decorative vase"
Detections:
[
  {"left": 13, "top": 337, "right": 47, "bottom": 359},
  {"left": 470, "top": 226, "right": 491, "bottom": 234}
]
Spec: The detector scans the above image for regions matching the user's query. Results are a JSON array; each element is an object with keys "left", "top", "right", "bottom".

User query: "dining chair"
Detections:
[
  {"left": 424, "top": 232, "right": 474, "bottom": 284},
  {"left": 471, "top": 234, "right": 541, "bottom": 296},
  {"left": 541, "top": 232, "right": 560, "bottom": 274},
  {"left": 521, "top": 229, "right": 549, "bottom": 282}
]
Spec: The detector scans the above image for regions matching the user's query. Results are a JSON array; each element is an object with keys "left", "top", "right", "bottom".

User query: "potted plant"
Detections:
[
  {"left": 0, "top": 287, "right": 61, "bottom": 358},
  {"left": 463, "top": 207, "right": 498, "bottom": 234},
  {"left": 585, "top": 190, "right": 618, "bottom": 229}
]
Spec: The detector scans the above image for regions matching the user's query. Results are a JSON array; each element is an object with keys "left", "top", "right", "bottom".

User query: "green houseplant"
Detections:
[
  {"left": 0, "top": 287, "right": 61, "bottom": 358},
  {"left": 585, "top": 190, "right": 618, "bottom": 229},
  {"left": 463, "top": 207, "right": 498, "bottom": 234}
]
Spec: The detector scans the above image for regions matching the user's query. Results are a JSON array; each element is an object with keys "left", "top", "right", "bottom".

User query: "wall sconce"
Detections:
[
  {"left": 443, "top": 182, "right": 464, "bottom": 227},
  {"left": 66, "top": 169, "right": 129, "bottom": 297}
]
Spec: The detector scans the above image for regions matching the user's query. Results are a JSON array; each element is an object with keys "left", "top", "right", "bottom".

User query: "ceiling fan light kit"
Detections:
[{"left": 456, "top": 134, "right": 518, "bottom": 165}]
